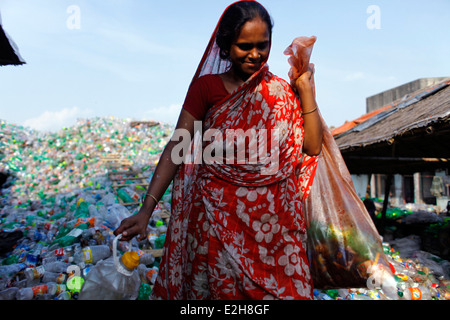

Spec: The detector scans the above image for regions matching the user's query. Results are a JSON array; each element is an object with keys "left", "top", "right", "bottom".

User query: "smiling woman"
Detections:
[
  {"left": 220, "top": 18, "right": 271, "bottom": 89},
  {"left": 115, "top": 0, "right": 323, "bottom": 300}
]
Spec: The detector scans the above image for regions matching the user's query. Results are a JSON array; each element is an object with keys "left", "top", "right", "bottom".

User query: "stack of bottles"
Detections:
[
  {"left": 0, "top": 117, "right": 172, "bottom": 299},
  {"left": 313, "top": 241, "right": 450, "bottom": 300}
]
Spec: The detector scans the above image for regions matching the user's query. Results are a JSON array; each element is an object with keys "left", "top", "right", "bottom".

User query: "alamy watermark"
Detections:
[
  {"left": 366, "top": 5, "right": 381, "bottom": 30},
  {"left": 170, "top": 121, "right": 281, "bottom": 176},
  {"left": 66, "top": 5, "right": 81, "bottom": 30}
]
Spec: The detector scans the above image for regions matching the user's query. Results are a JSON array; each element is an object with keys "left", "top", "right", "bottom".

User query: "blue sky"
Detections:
[{"left": 0, "top": 0, "right": 449, "bottom": 132}]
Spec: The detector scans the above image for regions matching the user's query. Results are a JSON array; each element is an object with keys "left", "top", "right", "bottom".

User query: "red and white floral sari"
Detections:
[{"left": 151, "top": 1, "right": 318, "bottom": 300}]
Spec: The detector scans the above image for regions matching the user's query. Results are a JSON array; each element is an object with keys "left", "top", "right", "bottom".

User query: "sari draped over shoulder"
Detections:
[{"left": 151, "top": 1, "right": 318, "bottom": 300}]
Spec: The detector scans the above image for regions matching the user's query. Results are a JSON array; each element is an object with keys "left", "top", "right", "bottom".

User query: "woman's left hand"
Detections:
[{"left": 294, "top": 63, "right": 315, "bottom": 95}]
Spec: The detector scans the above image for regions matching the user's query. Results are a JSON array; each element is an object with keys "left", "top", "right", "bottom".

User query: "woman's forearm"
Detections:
[
  {"left": 140, "top": 140, "right": 181, "bottom": 216},
  {"left": 294, "top": 68, "right": 323, "bottom": 156},
  {"left": 297, "top": 83, "right": 323, "bottom": 156},
  {"left": 140, "top": 109, "right": 198, "bottom": 217}
]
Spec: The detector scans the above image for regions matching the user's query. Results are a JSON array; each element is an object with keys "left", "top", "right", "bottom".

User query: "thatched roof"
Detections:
[
  {"left": 0, "top": 11, "right": 25, "bottom": 66},
  {"left": 333, "top": 78, "right": 450, "bottom": 174}
]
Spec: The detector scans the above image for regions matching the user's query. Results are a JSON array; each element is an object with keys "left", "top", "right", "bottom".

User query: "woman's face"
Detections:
[{"left": 229, "top": 17, "right": 271, "bottom": 80}]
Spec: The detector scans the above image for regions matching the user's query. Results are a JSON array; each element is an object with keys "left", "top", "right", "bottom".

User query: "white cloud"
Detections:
[
  {"left": 23, "top": 106, "right": 94, "bottom": 132},
  {"left": 139, "top": 104, "right": 182, "bottom": 126}
]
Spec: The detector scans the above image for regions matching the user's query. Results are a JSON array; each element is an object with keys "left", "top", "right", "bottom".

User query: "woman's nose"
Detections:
[{"left": 248, "top": 48, "right": 260, "bottom": 60}]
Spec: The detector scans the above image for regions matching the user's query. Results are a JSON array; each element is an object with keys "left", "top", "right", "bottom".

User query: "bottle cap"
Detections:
[{"left": 121, "top": 251, "right": 139, "bottom": 270}]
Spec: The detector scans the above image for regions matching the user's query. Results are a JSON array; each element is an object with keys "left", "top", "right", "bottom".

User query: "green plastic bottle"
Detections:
[
  {"left": 138, "top": 283, "right": 152, "bottom": 300},
  {"left": 154, "top": 234, "right": 166, "bottom": 249},
  {"left": 74, "top": 201, "right": 90, "bottom": 219}
]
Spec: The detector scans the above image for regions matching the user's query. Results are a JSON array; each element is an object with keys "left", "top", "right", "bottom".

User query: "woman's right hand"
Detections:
[{"left": 114, "top": 210, "right": 150, "bottom": 242}]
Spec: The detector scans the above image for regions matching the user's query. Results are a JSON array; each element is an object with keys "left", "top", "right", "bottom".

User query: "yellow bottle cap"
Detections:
[{"left": 121, "top": 251, "right": 140, "bottom": 270}]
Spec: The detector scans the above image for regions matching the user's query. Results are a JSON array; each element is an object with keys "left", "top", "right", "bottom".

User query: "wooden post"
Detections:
[{"left": 380, "top": 174, "right": 393, "bottom": 235}]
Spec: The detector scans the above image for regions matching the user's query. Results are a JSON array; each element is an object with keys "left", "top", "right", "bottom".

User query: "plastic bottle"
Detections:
[
  {"left": 0, "top": 287, "right": 19, "bottom": 300},
  {"left": 71, "top": 245, "right": 111, "bottom": 265},
  {"left": 137, "top": 264, "right": 159, "bottom": 284},
  {"left": 336, "top": 288, "right": 351, "bottom": 300},
  {"left": 42, "top": 261, "right": 71, "bottom": 274},
  {"left": 117, "top": 187, "right": 140, "bottom": 203},
  {"left": 42, "top": 271, "right": 67, "bottom": 284},
  {"left": 24, "top": 266, "right": 46, "bottom": 283},
  {"left": 103, "top": 204, "right": 131, "bottom": 230},
  {"left": 16, "top": 282, "right": 65, "bottom": 300},
  {"left": 0, "top": 263, "right": 27, "bottom": 283},
  {"left": 138, "top": 252, "right": 155, "bottom": 266},
  {"left": 43, "top": 245, "right": 75, "bottom": 263},
  {"left": 138, "top": 283, "right": 152, "bottom": 300},
  {"left": 404, "top": 285, "right": 433, "bottom": 300},
  {"left": 78, "top": 234, "right": 141, "bottom": 300},
  {"left": 74, "top": 200, "right": 90, "bottom": 219},
  {"left": 55, "top": 290, "right": 72, "bottom": 300},
  {"left": 154, "top": 234, "right": 166, "bottom": 249},
  {"left": 313, "top": 289, "right": 334, "bottom": 300},
  {"left": 52, "top": 226, "right": 86, "bottom": 247}
]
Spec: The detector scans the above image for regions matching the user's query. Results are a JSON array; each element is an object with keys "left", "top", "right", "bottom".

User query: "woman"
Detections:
[{"left": 114, "top": 0, "right": 323, "bottom": 299}]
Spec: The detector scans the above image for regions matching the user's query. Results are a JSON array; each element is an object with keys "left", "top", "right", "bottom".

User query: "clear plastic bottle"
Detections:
[
  {"left": 0, "top": 287, "right": 19, "bottom": 300},
  {"left": 336, "top": 288, "right": 350, "bottom": 300},
  {"left": 137, "top": 264, "right": 159, "bottom": 284},
  {"left": 16, "top": 282, "right": 65, "bottom": 300},
  {"left": 55, "top": 290, "right": 73, "bottom": 300},
  {"left": 403, "top": 285, "right": 433, "bottom": 300},
  {"left": 78, "top": 234, "right": 141, "bottom": 300},
  {"left": 43, "top": 245, "right": 75, "bottom": 264},
  {"left": 71, "top": 245, "right": 111, "bottom": 265},
  {"left": 138, "top": 252, "right": 155, "bottom": 266},
  {"left": 0, "top": 263, "right": 27, "bottom": 284},
  {"left": 24, "top": 266, "right": 46, "bottom": 283},
  {"left": 42, "top": 271, "right": 67, "bottom": 284},
  {"left": 103, "top": 204, "right": 131, "bottom": 230},
  {"left": 42, "top": 261, "right": 70, "bottom": 273}
]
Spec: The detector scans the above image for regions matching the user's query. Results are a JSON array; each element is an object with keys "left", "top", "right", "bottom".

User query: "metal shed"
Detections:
[{"left": 333, "top": 78, "right": 450, "bottom": 175}]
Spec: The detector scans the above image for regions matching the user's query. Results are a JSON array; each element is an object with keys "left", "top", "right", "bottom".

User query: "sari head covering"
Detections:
[{"left": 151, "top": 0, "right": 318, "bottom": 300}]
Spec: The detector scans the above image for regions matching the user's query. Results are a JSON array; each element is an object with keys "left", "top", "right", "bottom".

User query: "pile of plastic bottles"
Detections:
[
  {"left": 313, "top": 240, "right": 450, "bottom": 300},
  {"left": 2, "top": 117, "right": 450, "bottom": 300},
  {"left": 0, "top": 117, "right": 172, "bottom": 205},
  {"left": 0, "top": 117, "right": 173, "bottom": 300}
]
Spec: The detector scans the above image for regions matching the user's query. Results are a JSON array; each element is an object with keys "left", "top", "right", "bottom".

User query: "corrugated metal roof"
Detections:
[
  {"left": 334, "top": 78, "right": 450, "bottom": 150},
  {"left": 332, "top": 78, "right": 450, "bottom": 174}
]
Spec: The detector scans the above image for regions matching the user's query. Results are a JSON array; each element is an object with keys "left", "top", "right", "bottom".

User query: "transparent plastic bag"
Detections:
[
  {"left": 284, "top": 36, "right": 316, "bottom": 84},
  {"left": 303, "top": 122, "right": 391, "bottom": 289},
  {"left": 285, "top": 36, "right": 392, "bottom": 289}
]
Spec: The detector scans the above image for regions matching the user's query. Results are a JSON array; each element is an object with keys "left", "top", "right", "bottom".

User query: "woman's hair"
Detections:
[{"left": 216, "top": 1, "right": 273, "bottom": 60}]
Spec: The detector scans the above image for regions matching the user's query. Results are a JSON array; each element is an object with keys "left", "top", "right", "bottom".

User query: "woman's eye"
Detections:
[
  {"left": 236, "top": 43, "right": 253, "bottom": 51},
  {"left": 235, "top": 42, "right": 269, "bottom": 51},
  {"left": 257, "top": 42, "right": 269, "bottom": 50}
]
